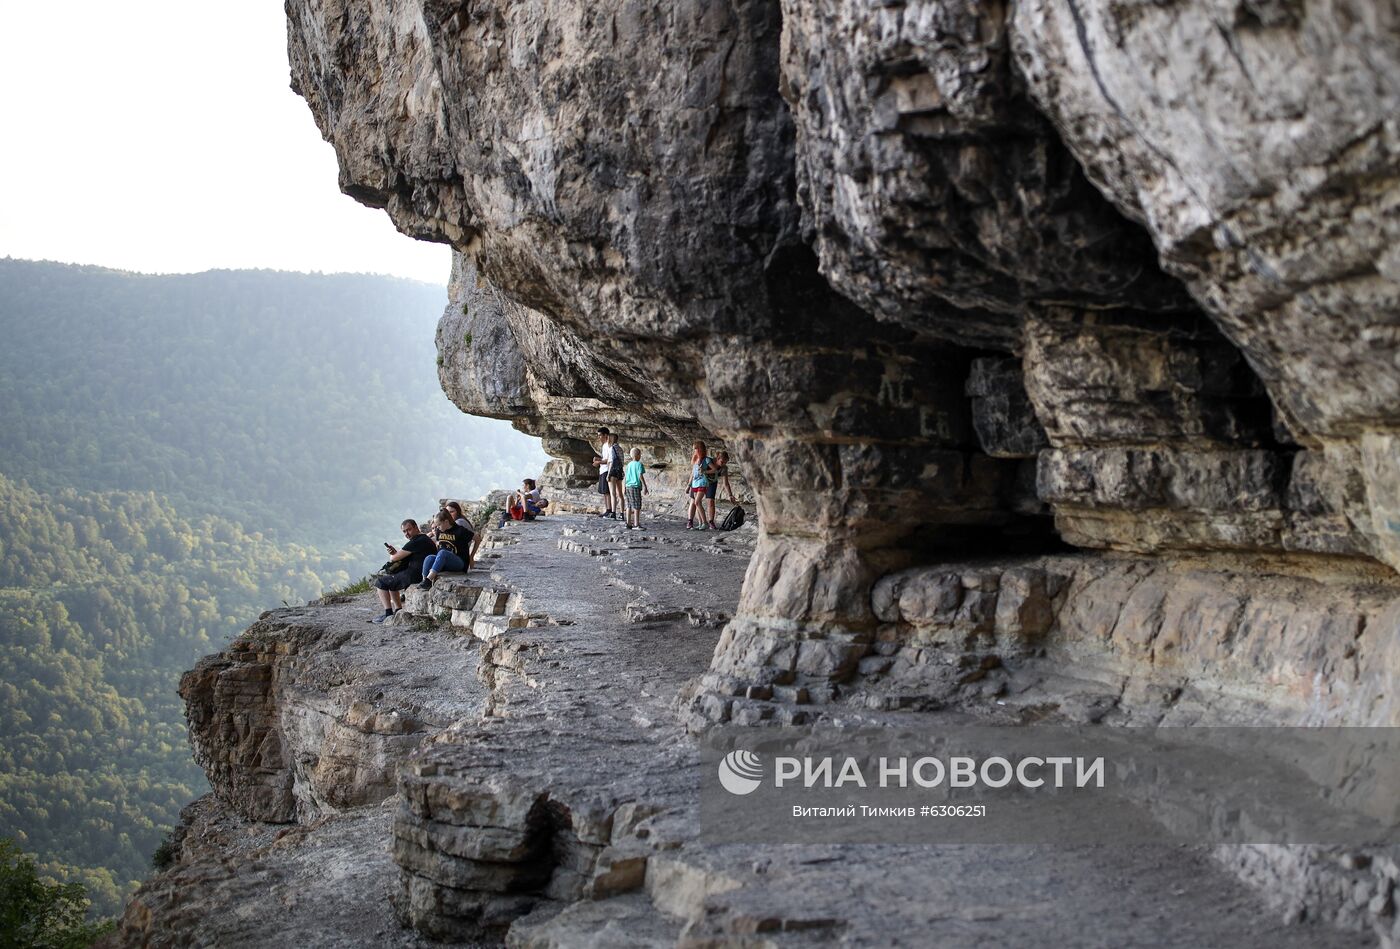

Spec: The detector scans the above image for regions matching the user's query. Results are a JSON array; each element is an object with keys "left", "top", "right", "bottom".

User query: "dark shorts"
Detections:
[
  {"left": 373, "top": 569, "right": 417, "bottom": 592},
  {"left": 597, "top": 473, "right": 609, "bottom": 495},
  {"left": 704, "top": 482, "right": 718, "bottom": 499},
  {"left": 609, "top": 466, "right": 624, "bottom": 481}
]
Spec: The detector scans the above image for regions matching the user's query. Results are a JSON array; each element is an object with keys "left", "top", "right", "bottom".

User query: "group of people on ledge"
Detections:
[
  {"left": 593, "top": 427, "right": 735, "bottom": 531},
  {"left": 367, "top": 429, "right": 739, "bottom": 622},
  {"left": 592, "top": 426, "right": 649, "bottom": 530},
  {"left": 369, "top": 479, "right": 551, "bottom": 623},
  {"left": 369, "top": 501, "right": 476, "bottom": 623}
]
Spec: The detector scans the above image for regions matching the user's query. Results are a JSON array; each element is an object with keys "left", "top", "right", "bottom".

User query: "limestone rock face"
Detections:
[
  {"left": 1011, "top": 0, "right": 1400, "bottom": 563},
  {"left": 1013, "top": 0, "right": 1400, "bottom": 436},
  {"left": 286, "top": 0, "right": 807, "bottom": 414},
  {"left": 116, "top": 517, "right": 1400, "bottom": 946},
  {"left": 862, "top": 553, "right": 1400, "bottom": 727},
  {"left": 180, "top": 599, "right": 481, "bottom": 822},
  {"left": 281, "top": 0, "right": 1400, "bottom": 706},
  {"left": 435, "top": 252, "right": 723, "bottom": 513},
  {"left": 126, "top": 5, "right": 1400, "bottom": 941},
  {"left": 105, "top": 798, "right": 432, "bottom": 949},
  {"left": 778, "top": 0, "right": 1192, "bottom": 339}
]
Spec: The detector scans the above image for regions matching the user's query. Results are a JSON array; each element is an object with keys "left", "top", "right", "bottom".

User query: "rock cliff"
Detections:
[
  {"left": 282, "top": 0, "right": 1400, "bottom": 705},
  {"left": 111, "top": 1, "right": 1400, "bottom": 944},
  {"left": 110, "top": 518, "right": 1393, "bottom": 946}
]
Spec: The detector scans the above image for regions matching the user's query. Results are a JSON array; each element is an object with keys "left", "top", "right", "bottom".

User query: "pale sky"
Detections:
[{"left": 0, "top": 2, "right": 450, "bottom": 284}]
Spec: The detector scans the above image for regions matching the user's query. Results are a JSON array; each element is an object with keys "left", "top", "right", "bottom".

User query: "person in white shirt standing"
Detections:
[{"left": 593, "top": 426, "right": 617, "bottom": 519}]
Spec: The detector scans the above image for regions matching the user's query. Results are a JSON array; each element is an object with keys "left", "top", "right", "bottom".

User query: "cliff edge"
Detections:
[
  {"left": 109, "top": 516, "right": 1387, "bottom": 945},
  {"left": 110, "top": 1, "right": 1400, "bottom": 944}
]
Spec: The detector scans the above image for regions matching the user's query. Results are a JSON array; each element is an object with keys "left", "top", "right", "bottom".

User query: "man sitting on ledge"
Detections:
[{"left": 371, "top": 519, "right": 433, "bottom": 624}]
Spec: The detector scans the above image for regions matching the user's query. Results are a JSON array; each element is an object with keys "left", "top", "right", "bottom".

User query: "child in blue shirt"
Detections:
[{"left": 623, "top": 448, "right": 649, "bottom": 530}]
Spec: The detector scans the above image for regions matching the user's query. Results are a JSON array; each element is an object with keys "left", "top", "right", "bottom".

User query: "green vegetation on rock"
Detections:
[{"left": 325, "top": 576, "right": 374, "bottom": 598}]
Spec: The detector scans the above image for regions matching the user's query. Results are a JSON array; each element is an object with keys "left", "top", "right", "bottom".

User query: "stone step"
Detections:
[
  {"left": 404, "top": 573, "right": 514, "bottom": 622},
  {"left": 472, "top": 615, "right": 509, "bottom": 641}
]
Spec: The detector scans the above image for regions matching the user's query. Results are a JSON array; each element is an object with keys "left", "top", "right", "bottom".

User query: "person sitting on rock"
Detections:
[
  {"left": 371, "top": 519, "right": 434, "bottom": 623},
  {"left": 418, "top": 510, "right": 472, "bottom": 590},
  {"left": 623, "top": 448, "right": 649, "bottom": 530},
  {"left": 703, "top": 450, "right": 737, "bottom": 530},
  {"left": 444, "top": 501, "right": 482, "bottom": 562},
  {"left": 444, "top": 500, "right": 472, "bottom": 532},
  {"left": 505, "top": 479, "right": 548, "bottom": 522},
  {"left": 520, "top": 479, "right": 548, "bottom": 518}
]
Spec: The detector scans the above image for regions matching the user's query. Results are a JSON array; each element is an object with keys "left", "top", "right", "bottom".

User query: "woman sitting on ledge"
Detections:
[
  {"left": 445, "top": 500, "right": 472, "bottom": 532},
  {"left": 418, "top": 510, "right": 472, "bottom": 590}
]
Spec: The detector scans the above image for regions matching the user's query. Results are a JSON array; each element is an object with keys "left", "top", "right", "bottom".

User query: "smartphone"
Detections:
[{"left": 384, "top": 542, "right": 394, "bottom": 551}]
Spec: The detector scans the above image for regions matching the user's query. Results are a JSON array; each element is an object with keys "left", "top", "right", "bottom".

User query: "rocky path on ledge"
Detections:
[{"left": 110, "top": 514, "right": 1368, "bottom": 947}]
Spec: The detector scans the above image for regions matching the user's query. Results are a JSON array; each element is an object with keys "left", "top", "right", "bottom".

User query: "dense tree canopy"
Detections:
[{"left": 0, "top": 260, "right": 545, "bottom": 917}]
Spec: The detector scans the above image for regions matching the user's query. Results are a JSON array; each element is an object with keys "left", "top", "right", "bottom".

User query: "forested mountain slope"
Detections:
[
  {"left": 0, "top": 474, "right": 326, "bottom": 911},
  {"left": 0, "top": 259, "right": 545, "bottom": 914},
  {"left": 0, "top": 259, "right": 539, "bottom": 546}
]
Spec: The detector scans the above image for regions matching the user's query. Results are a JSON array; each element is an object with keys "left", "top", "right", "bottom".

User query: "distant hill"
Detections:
[
  {"left": 0, "top": 259, "right": 546, "bottom": 914},
  {"left": 0, "top": 259, "right": 542, "bottom": 547}
]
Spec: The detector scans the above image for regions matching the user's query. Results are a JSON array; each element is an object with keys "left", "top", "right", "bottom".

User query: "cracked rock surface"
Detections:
[
  {"left": 179, "top": 597, "right": 484, "bottom": 822},
  {"left": 109, "top": 516, "right": 1382, "bottom": 946},
  {"left": 282, "top": 0, "right": 1400, "bottom": 722},
  {"left": 110, "top": 0, "right": 1400, "bottom": 941}
]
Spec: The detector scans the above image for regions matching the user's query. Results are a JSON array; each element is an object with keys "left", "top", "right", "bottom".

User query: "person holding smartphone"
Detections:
[{"left": 370, "top": 519, "right": 433, "bottom": 623}]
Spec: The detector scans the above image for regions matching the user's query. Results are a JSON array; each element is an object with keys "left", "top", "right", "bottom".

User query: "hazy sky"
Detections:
[{"left": 0, "top": 3, "right": 450, "bottom": 284}]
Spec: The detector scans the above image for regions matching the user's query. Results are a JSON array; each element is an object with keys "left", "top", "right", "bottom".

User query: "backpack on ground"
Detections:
[{"left": 720, "top": 505, "right": 746, "bottom": 531}]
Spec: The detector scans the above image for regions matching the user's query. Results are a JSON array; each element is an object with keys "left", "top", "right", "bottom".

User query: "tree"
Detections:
[
  {"left": 0, "top": 259, "right": 547, "bottom": 915},
  {"left": 0, "top": 839, "right": 113, "bottom": 949}
]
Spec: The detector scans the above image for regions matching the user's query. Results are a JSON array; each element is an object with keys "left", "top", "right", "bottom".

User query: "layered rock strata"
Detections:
[
  {"left": 107, "top": 799, "right": 430, "bottom": 949},
  {"left": 180, "top": 598, "right": 482, "bottom": 822},
  {"left": 271, "top": 0, "right": 1400, "bottom": 938},
  {"left": 106, "top": 593, "right": 491, "bottom": 947},
  {"left": 1010, "top": 0, "right": 1400, "bottom": 569},
  {"left": 390, "top": 517, "right": 752, "bottom": 939},
  {"left": 283, "top": 0, "right": 1400, "bottom": 714}
]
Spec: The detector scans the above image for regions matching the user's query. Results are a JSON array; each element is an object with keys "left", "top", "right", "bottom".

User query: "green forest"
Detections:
[{"left": 0, "top": 259, "right": 545, "bottom": 917}]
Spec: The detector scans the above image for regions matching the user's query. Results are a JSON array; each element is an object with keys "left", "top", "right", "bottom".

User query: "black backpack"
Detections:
[{"left": 720, "top": 505, "right": 746, "bottom": 531}]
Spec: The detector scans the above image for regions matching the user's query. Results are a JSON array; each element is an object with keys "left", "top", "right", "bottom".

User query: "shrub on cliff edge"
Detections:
[{"left": 0, "top": 839, "right": 113, "bottom": 948}]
